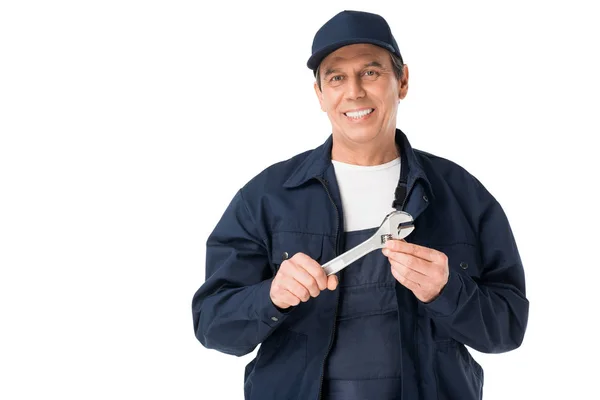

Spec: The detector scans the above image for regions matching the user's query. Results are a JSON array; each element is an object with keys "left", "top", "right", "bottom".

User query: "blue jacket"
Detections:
[{"left": 192, "top": 129, "right": 529, "bottom": 400}]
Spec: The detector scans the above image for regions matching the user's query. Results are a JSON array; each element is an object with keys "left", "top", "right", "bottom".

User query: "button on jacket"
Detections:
[{"left": 191, "top": 129, "right": 529, "bottom": 400}]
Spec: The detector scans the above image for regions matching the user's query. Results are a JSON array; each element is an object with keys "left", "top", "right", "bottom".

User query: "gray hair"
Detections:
[{"left": 315, "top": 52, "right": 404, "bottom": 91}]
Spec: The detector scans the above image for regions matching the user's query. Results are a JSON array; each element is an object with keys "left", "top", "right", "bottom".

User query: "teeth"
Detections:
[{"left": 345, "top": 108, "right": 374, "bottom": 118}]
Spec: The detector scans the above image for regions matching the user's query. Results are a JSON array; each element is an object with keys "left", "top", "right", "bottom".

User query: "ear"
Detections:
[
  {"left": 314, "top": 81, "right": 326, "bottom": 112},
  {"left": 398, "top": 64, "right": 409, "bottom": 100}
]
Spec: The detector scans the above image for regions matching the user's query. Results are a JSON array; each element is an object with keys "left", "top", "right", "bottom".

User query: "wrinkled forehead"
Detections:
[{"left": 319, "top": 43, "right": 392, "bottom": 72}]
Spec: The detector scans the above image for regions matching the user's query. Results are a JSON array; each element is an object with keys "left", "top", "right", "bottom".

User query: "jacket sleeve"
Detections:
[
  {"left": 422, "top": 178, "right": 529, "bottom": 353},
  {"left": 191, "top": 189, "right": 291, "bottom": 357}
]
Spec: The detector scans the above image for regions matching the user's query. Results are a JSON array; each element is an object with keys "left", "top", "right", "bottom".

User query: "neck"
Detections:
[{"left": 331, "top": 132, "right": 399, "bottom": 166}]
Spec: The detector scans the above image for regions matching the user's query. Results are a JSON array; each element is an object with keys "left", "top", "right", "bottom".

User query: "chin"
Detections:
[{"left": 341, "top": 126, "right": 381, "bottom": 143}]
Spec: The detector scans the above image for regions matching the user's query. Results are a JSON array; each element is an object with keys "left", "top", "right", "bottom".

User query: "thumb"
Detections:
[{"left": 327, "top": 275, "right": 338, "bottom": 291}]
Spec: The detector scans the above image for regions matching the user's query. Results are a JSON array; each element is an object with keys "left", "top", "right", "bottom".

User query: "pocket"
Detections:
[
  {"left": 270, "top": 231, "right": 324, "bottom": 273},
  {"left": 336, "top": 282, "right": 398, "bottom": 320},
  {"left": 433, "top": 340, "right": 483, "bottom": 400},
  {"left": 418, "top": 243, "right": 482, "bottom": 340},
  {"left": 448, "top": 243, "right": 480, "bottom": 278},
  {"left": 255, "top": 328, "right": 307, "bottom": 369},
  {"left": 427, "top": 242, "right": 481, "bottom": 282},
  {"left": 325, "top": 310, "right": 403, "bottom": 380},
  {"left": 251, "top": 328, "right": 307, "bottom": 396}
]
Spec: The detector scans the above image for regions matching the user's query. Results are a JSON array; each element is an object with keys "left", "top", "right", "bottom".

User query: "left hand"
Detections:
[{"left": 382, "top": 239, "right": 449, "bottom": 303}]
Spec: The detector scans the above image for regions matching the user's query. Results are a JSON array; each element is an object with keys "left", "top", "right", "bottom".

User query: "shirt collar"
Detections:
[{"left": 283, "top": 128, "right": 434, "bottom": 200}]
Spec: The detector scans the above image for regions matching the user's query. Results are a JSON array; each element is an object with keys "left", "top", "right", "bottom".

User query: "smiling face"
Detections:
[{"left": 314, "top": 43, "right": 409, "bottom": 150}]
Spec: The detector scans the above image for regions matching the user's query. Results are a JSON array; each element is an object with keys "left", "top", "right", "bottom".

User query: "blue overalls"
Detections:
[
  {"left": 322, "top": 149, "right": 417, "bottom": 399},
  {"left": 323, "top": 226, "right": 403, "bottom": 399}
]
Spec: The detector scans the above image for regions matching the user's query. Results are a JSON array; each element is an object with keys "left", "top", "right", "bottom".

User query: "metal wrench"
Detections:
[{"left": 322, "top": 210, "right": 415, "bottom": 276}]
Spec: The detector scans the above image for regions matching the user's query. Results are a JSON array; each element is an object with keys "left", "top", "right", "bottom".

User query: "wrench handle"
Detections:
[{"left": 321, "top": 238, "right": 379, "bottom": 276}]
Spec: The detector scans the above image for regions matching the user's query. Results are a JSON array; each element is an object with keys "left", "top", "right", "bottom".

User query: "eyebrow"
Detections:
[{"left": 323, "top": 61, "right": 384, "bottom": 78}]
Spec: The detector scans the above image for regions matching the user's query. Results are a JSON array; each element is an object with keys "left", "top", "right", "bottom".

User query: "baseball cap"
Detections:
[{"left": 307, "top": 10, "right": 403, "bottom": 73}]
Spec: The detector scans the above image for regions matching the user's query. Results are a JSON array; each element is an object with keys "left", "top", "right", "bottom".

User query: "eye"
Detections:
[
  {"left": 330, "top": 75, "right": 343, "bottom": 82},
  {"left": 363, "top": 70, "right": 379, "bottom": 78}
]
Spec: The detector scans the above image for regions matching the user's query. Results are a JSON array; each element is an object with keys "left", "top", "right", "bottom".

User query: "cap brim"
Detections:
[{"left": 307, "top": 38, "right": 397, "bottom": 72}]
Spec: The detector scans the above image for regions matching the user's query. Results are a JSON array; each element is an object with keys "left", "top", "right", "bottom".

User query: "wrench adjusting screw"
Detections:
[{"left": 381, "top": 234, "right": 393, "bottom": 244}]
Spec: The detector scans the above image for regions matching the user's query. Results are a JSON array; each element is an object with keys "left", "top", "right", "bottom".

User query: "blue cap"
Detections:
[{"left": 307, "top": 10, "right": 403, "bottom": 73}]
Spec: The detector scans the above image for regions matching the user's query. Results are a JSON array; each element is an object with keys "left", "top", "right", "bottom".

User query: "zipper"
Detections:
[
  {"left": 402, "top": 181, "right": 425, "bottom": 398},
  {"left": 316, "top": 177, "right": 341, "bottom": 400}
]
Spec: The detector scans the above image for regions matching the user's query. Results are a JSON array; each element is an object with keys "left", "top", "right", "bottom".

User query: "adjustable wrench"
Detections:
[{"left": 322, "top": 210, "right": 415, "bottom": 276}]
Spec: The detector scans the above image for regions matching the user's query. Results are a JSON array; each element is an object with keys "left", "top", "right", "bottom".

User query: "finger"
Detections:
[
  {"left": 287, "top": 259, "right": 322, "bottom": 297},
  {"left": 277, "top": 289, "right": 302, "bottom": 307},
  {"left": 272, "top": 297, "right": 291, "bottom": 309},
  {"left": 384, "top": 249, "right": 430, "bottom": 277},
  {"left": 283, "top": 275, "right": 312, "bottom": 301},
  {"left": 391, "top": 266, "right": 420, "bottom": 292},
  {"left": 390, "top": 260, "right": 426, "bottom": 285},
  {"left": 293, "top": 253, "right": 328, "bottom": 291},
  {"left": 384, "top": 239, "right": 442, "bottom": 262},
  {"left": 327, "top": 275, "right": 338, "bottom": 291}
]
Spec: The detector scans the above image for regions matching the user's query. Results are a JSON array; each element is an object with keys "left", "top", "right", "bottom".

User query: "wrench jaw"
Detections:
[
  {"left": 378, "top": 211, "right": 415, "bottom": 246},
  {"left": 321, "top": 210, "right": 416, "bottom": 276},
  {"left": 395, "top": 222, "right": 415, "bottom": 239}
]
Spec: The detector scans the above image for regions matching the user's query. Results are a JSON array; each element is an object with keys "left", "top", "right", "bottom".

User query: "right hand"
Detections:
[{"left": 270, "top": 252, "right": 338, "bottom": 310}]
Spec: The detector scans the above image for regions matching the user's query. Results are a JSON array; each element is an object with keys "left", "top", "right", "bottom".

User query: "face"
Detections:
[{"left": 314, "top": 44, "right": 409, "bottom": 146}]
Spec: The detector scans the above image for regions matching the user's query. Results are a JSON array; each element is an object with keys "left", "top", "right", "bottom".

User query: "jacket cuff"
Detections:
[
  {"left": 256, "top": 278, "right": 293, "bottom": 327},
  {"left": 422, "top": 269, "right": 463, "bottom": 317}
]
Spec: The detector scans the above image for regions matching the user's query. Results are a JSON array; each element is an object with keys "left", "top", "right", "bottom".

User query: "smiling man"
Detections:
[
  {"left": 315, "top": 43, "right": 406, "bottom": 166},
  {"left": 192, "top": 10, "right": 529, "bottom": 400}
]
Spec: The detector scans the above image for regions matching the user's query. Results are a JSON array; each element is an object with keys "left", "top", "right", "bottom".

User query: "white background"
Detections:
[{"left": 1, "top": 0, "right": 598, "bottom": 399}]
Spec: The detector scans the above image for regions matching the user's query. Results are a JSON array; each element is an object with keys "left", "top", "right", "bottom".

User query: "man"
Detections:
[{"left": 192, "top": 10, "right": 528, "bottom": 400}]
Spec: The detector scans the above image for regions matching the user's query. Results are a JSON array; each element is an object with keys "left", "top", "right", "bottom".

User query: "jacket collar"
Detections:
[{"left": 283, "top": 128, "right": 434, "bottom": 199}]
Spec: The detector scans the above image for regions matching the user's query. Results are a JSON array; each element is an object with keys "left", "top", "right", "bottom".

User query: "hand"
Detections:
[
  {"left": 382, "top": 239, "right": 449, "bottom": 303},
  {"left": 270, "top": 252, "right": 339, "bottom": 309}
]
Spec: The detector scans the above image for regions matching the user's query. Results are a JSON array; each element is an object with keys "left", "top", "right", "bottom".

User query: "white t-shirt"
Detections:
[{"left": 331, "top": 157, "right": 400, "bottom": 232}]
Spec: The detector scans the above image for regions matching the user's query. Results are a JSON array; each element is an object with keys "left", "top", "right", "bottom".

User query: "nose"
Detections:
[{"left": 345, "top": 75, "right": 366, "bottom": 100}]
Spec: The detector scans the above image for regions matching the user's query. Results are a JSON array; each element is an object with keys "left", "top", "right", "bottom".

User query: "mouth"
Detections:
[{"left": 343, "top": 108, "right": 375, "bottom": 121}]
